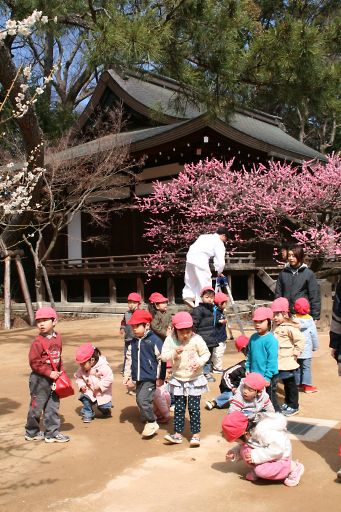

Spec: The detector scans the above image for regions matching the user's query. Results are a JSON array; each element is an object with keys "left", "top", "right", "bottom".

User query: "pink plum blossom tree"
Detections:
[{"left": 137, "top": 155, "right": 341, "bottom": 274}]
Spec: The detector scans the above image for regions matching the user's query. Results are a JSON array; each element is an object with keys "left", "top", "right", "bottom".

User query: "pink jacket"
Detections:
[
  {"left": 74, "top": 355, "right": 113, "bottom": 405},
  {"left": 153, "top": 383, "right": 171, "bottom": 420}
]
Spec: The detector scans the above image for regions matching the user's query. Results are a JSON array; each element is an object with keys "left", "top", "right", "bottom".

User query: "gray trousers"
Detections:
[
  {"left": 136, "top": 380, "right": 156, "bottom": 422},
  {"left": 25, "top": 372, "right": 60, "bottom": 437}
]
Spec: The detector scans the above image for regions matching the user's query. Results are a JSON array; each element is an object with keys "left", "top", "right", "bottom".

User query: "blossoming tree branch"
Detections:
[{"left": 137, "top": 156, "right": 341, "bottom": 274}]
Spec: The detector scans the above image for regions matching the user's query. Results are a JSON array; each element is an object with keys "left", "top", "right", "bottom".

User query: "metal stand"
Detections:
[{"left": 215, "top": 276, "right": 245, "bottom": 335}]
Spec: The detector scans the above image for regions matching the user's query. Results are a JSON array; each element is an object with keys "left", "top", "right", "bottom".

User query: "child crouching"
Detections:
[
  {"left": 223, "top": 411, "right": 304, "bottom": 486},
  {"left": 75, "top": 343, "right": 113, "bottom": 422}
]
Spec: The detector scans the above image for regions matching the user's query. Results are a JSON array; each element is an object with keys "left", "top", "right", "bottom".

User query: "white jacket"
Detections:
[
  {"left": 248, "top": 412, "right": 292, "bottom": 464},
  {"left": 186, "top": 233, "right": 226, "bottom": 273}
]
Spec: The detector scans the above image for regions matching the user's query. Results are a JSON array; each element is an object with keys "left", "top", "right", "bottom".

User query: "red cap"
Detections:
[
  {"left": 149, "top": 292, "right": 168, "bottom": 303},
  {"left": 200, "top": 286, "right": 215, "bottom": 295},
  {"left": 252, "top": 307, "right": 273, "bottom": 321},
  {"left": 128, "top": 309, "right": 153, "bottom": 325},
  {"left": 271, "top": 297, "right": 289, "bottom": 313},
  {"left": 244, "top": 372, "right": 267, "bottom": 391},
  {"left": 75, "top": 343, "right": 95, "bottom": 363},
  {"left": 222, "top": 411, "right": 248, "bottom": 442},
  {"left": 234, "top": 335, "right": 249, "bottom": 352},
  {"left": 214, "top": 292, "right": 229, "bottom": 305},
  {"left": 35, "top": 306, "right": 57, "bottom": 320},
  {"left": 128, "top": 292, "right": 142, "bottom": 302},
  {"left": 172, "top": 311, "right": 193, "bottom": 329},
  {"left": 294, "top": 297, "right": 310, "bottom": 315}
]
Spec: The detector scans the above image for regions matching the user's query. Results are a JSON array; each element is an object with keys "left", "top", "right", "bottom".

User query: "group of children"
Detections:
[{"left": 24, "top": 286, "right": 319, "bottom": 487}]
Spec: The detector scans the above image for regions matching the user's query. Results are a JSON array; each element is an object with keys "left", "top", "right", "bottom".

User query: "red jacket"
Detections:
[{"left": 28, "top": 333, "right": 63, "bottom": 378}]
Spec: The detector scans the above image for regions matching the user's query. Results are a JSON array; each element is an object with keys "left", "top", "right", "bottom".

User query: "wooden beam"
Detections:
[
  {"left": 84, "top": 279, "right": 91, "bottom": 304},
  {"left": 109, "top": 278, "right": 117, "bottom": 304},
  {"left": 257, "top": 269, "right": 276, "bottom": 293},
  {"left": 248, "top": 272, "right": 255, "bottom": 303},
  {"left": 60, "top": 279, "right": 67, "bottom": 303}
]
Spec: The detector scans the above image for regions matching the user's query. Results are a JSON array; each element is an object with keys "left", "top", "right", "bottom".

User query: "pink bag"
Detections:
[{"left": 43, "top": 341, "right": 74, "bottom": 399}]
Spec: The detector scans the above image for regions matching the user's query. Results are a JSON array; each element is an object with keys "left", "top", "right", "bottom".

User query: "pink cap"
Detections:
[
  {"left": 252, "top": 307, "right": 273, "bottom": 321},
  {"left": 75, "top": 343, "right": 95, "bottom": 363},
  {"left": 214, "top": 292, "right": 229, "bottom": 305},
  {"left": 149, "top": 292, "right": 168, "bottom": 303},
  {"left": 128, "top": 292, "right": 142, "bottom": 302},
  {"left": 222, "top": 411, "right": 248, "bottom": 442},
  {"left": 294, "top": 297, "right": 310, "bottom": 315},
  {"left": 271, "top": 297, "right": 290, "bottom": 313},
  {"left": 244, "top": 372, "right": 267, "bottom": 391},
  {"left": 234, "top": 335, "right": 249, "bottom": 352},
  {"left": 172, "top": 311, "right": 193, "bottom": 329},
  {"left": 35, "top": 306, "right": 57, "bottom": 320},
  {"left": 200, "top": 286, "right": 215, "bottom": 295},
  {"left": 128, "top": 309, "right": 153, "bottom": 325}
]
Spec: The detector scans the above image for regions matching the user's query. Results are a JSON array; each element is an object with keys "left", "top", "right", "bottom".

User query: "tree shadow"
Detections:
[{"left": 0, "top": 398, "right": 21, "bottom": 416}]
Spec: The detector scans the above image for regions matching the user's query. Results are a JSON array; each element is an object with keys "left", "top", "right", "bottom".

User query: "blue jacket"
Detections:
[
  {"left": 130, "top": 330, "right": 166, "bottom": 382},
  {"left": 295, "top": 315, "right": 319, "bottom": 359},
  {"left": 213, "top": 305, "right": 227, "bottom": 343},
  {"left": 245, "top": 332, "right": 278, "bottom": 382}
]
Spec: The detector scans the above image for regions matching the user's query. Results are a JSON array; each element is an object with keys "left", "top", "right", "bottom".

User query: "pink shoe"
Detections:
[
  {"left": 245, "top": 470, "right": 258, "bottom": 481},
  {"left": 284, "top": 461, "right": 305, "bottom": 487}
]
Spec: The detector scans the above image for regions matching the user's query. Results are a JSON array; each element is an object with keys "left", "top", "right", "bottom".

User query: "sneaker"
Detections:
[
  {"left": 245, "top": 470, "right": 259, "bottom": 481},
  {"left": 337, "top": 468, "right": 341, "bottom": 480},
  {"left": 164, "top": 433, "right": 183, "bottom": 444},
  {"left": 303, "top": 385, "right": 318, "bottom": 394},
  {"left": 127, "top": 390, "right": 136, "bottom": 396},
  {"left": 100, "top": 409, "right": 112, "bottom": 418},
  {"left": 189, "top": 436, "right": 200, "bottom": 447},
  {"left": 45, "top": 433, "right": 70, "bottom": 443},
  {"left": 183, "top": 297, "right": 195, "bottom": 308},
  {"left": 25, "top": 431, "right": 44, "bottom": 441},
  {"left": 282, "top": 406, "right": 299, "bottom": 417},
  {"left": 83, "top": 416, "right": 93, "bottom": 423},
  {"left": 284, "top": 461, "right": 305, "bottom": 487},
  {"left": 212, "top": 368, "right": 224, "bottom": 374},
  {"left": 205, "top": 374, "right": 216, "bottom": 383},
  {"left": 141, "top": 421, "right": 159, "bottom": 438},
  {"left": 280, "top": 403, "right": 288, "bottom": 411},
  {"left": 205, "top": 400, "right": 217, "bottom": 411}
]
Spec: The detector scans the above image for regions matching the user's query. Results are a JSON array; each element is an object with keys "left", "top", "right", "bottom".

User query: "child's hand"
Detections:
[
  {"left": 244, "top": 451, "right": 253, "bottom": 464},
  {"left": 166, "top": 325, "right": 172, "bottom": 337},
  {"left": 119, "top": 328, "right": 125, "bottom": 336},
  {"left": 93, "top": 385, "right": 101, "bottom": 394},
  {"left": 219, "top": 319, "right": 227, "bottom": 324},
  {"left": 50, "top": 371, "right": 61, "bottom": 380},
  {"left": 156, "top": 379, "right": 164, "bottom": 387},
  {"left": 226, "top": 450, "right": 236, "bottom": 461},
  {"left": 175, "top": 346, "right": 184, "bottom": 354},
  {"left": 191, "top": 362, "right": 200, "bottom": 370}
]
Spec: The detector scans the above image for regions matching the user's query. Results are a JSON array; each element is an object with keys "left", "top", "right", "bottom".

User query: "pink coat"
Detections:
[
  {"left": 74, "top": 355, "right": 113, "bottom": 405},
  {"left": 153, "top": 383, "right": 171, "bottom": 421}
]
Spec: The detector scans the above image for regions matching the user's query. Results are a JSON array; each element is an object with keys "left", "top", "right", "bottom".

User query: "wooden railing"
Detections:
[{"left": 45, "top": 251, "right": 257, "bottom": 276}]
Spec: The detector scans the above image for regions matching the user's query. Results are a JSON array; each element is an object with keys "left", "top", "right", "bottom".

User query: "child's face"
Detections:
[
  {"left": 273, "top": 311, "right": 288, "bottom": 325},
  {"left": 128, "top": 300, "right": 139, "bottom": 311},
  {"left": 253, "top": 319, "right": 269, "bottom": 335},
  {"left": 155, "top": 301, "right": 168, "bottom": 312},
  {"left": 177, "top": 327, "right": 193, "bottom": 343},
  {"left": 132, "top": 322, "right": 148, "bottom": 338},
  {"left": 36, "top": 317, "right": 55, "bottom": 335},
  {"left": 201, "top": 292, "right": 214, "bottom": 304},
  {"left": 218, "top": 301, "right": 228, "bottom": 310},
  {"left": 80, "top": 358, "right": 94, "bottom": 371},
  {"left": 242, "top": 383, "right": 258, "bottom": 401},
  {"left": 166, "top": 368, "right": 172, "bottom": 380}
]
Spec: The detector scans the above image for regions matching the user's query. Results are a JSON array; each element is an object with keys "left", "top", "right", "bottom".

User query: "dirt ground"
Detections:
[{"left": 0, "top": 316, "right": 340, "bottom": 512}]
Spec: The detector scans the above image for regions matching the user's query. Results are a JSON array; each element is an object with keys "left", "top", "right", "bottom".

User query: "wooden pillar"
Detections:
[
  {"left": 15, "top": 255, "right": 35, "bottom": 326},
  {"left": 167, "top": 276, "right": 175, "bottom": 304},
  {"left": 318, "top": 279, "right": 333, "bottom": 330},
  {"left": 248, "top": 272, "right": 255, "bottom": 304},
  {"left": 60, "top": 279, "right": 67, "bottom": 303},
  {"left": 109, "top": 277, "right": 117, "bottom": 304},
  {"left": 84, "top": 278, "right": 91, "bottom": 304},
  {"left": 137, "top": 276, "right": 144, "bottom": 303},
  {"left": 4, "top": 255, "right": 11, "bottom": 330}
]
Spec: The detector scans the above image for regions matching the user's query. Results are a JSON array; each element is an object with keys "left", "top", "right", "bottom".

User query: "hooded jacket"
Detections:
[
  {"left": 124, "top": 330, "right": 166, "bottom": 382},
  {"left": 229, "top": 379, "right": 275, "bottom": 419},
  {"left": 273, "top": 320, "right": 305, "bottom": 371},
  {"left": 191, "top": 302, "right": 218, "bottom": 348},
  {"left": 248, "top": 412, "right": 292, "bottom": 465},
  {"left": 275, "top": 264, "right": 320, "bottom": 320},
  {"left": 294, "top": 315, "right": 319, "bottom": 359},
  {"left": 74, "top": 355, "right": 113, "bottom": 405}
]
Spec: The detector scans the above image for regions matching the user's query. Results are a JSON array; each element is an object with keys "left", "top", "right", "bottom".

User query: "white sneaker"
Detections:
[{"left": 141, "top": 421, "right": 159, "bottom": 438}]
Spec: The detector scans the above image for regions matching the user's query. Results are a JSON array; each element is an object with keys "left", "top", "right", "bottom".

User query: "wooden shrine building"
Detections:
[{"left": 43, "top": 70, "right": 326, "bottom": 305}]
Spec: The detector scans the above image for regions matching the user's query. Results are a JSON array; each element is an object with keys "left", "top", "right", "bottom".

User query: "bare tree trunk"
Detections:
[
  {"left": 15, "top": 255, "right": 35, "bottom": 326},
  {"left": 42, "top": 265, "right": 56, "bottom": 309},
  {"left": 35, "top": 265, "right": 44, "bottom": 307},
  {"left": 4, "top": 255, "right": 11, "bottom": 329}
]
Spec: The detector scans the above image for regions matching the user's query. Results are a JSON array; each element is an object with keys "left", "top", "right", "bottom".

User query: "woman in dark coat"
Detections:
[{"left": 275, "top": 245, "right": 320, "bottom": 320}]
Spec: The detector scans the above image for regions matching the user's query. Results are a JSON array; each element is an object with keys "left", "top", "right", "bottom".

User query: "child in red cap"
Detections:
[
  {"left": 25, "top": 307, "right": 70, "bottom": 443},
  {"left": 74, "top": 343, "right": 113, "bottom": 423},
  {"left": 293, "top": 297, "right": 319, "bottom": 393},
  {"left": 228, "top": 372, "right": 274, "bottom": 419},
  {"left": 271, "top": 297, "right": 305, "bottom": 416},
  {"left": 245, "top": 307, "right": 279, "bottom": 411},
  {"left": 119, "top": 292, "right": 141, "bottom": 376},
  {"left": 161, "top": 311, "right": 210, "bottom": 447},
  {"left": 123, "top": 309, "right": 166, "bottom": 439},
  {"left": 205, "top": 335, "right": 249, "bottom": 411},
  {"left": 148, "top": 292, "right": 172, "bottom": 341},
  {"left": 223, "top": 411, "right": 305, "bottom": 486}
]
